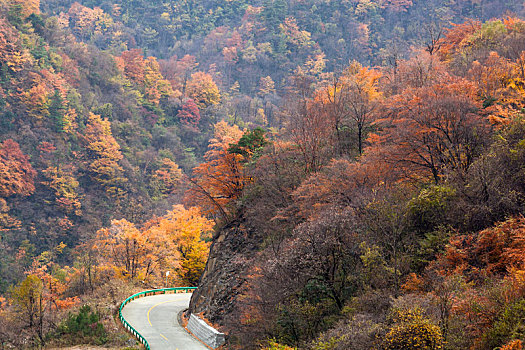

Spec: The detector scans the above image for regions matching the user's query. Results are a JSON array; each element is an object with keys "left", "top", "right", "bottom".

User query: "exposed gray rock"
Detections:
[{"left": 189, "top": 219, "right": 260, "bottom": 342}]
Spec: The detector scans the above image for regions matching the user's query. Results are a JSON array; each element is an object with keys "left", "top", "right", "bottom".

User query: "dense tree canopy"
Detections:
[{"left": 0, "top": 0, "right": 524, "bottom": 348}]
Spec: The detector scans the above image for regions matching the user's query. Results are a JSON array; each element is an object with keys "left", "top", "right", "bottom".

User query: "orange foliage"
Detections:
[
  {"left": 0, "top": 139, "right": 36, "bottom": 197},
  {"left": 503, "top": 16, "right": 525, "bottom": 31},
  {"left": 468, "top": 51, "right": 525, "bottom": 125},
  {"left": 402, "top": 273, "right": 425, "bottom": 293},
  {"left": 152, "top": 158, "right": 183, "bottom": 196},
  {"left": 371, "top": 78, "right": 487, "bottom": 183},
  {"left": 438, "top": 217, "right": 525, "bottom": 280},
  {"left": 117, "top": 51, "right": 175, "bottom": 105},
  {"left": 438, "top": 20, "right": 482, "bottom": 61},
  {"left": 186, "top": 121, "right": 246, "bottom": 221},
  {"left": 94, "top": 219, "right": 165, "bottom": 280},
  {"left": 149, "top": 205, "right": 213, "bottom": 286},
  {"left": 67, "top": 3, "right": 113, "bottom": 39},
  {"left": 503, "top": 268, "right": 525, "bottom": 303},
  {"left": 28, "top": 254, "right": 78, "bottom": 311},
  {"left": 10, "top": 245, "right": 79, "bottom": 337},
  {"left": 19, "top": 73, "right": 51, "bottom": 120},
  {"left": 501, "top": 340, "right": 523, "bottom": 350},
  {"left": 41, "top": 167, "right": 82, "bottom": 215},
  {"left": 313, "top": 61, "right": 382, "bottom": 155},
  {"left": 92, "top": 205, "right": 212, "bottom": 285},
  {"left": 16, "top": 69, "right": 70, "bottom": 122},
  {"left": 117, "top": 49, "right": 146, "bottom": 84}
]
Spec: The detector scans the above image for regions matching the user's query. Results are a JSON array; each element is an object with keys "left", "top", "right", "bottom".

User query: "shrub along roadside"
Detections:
[{"left": 52, "top": 305, "right": 107, "bottom": 345}]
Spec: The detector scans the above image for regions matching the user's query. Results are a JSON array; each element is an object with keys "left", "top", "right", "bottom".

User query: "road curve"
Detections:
[{"left": 121, "top": 293, "right": 207, "bottom": 350}]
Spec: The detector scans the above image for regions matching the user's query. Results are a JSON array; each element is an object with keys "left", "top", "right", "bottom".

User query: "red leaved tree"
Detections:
[{"left": 177, "top": 99, "right": 201, "bottom": 126}]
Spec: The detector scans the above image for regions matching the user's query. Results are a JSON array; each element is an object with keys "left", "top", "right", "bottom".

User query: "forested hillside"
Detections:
[
  {"left": 189, "top": 14, "right": 525, "bottom": 350},
  {"left": 0, "top": 0, "right": 524, "bottom": 349},
  {"left": 0, "top": 0, "right": 224, "bottom": 346},
  {"left": 38, "top": 0, "right": 524, "bottom": 93},
  {"left": 0, "top": 0, "right": 218, "bottom": 290}
]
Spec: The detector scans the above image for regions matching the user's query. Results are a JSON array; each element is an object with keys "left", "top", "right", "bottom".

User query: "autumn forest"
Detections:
[{"left": 0, "top": 0, "right": 524, "bottom": 349}]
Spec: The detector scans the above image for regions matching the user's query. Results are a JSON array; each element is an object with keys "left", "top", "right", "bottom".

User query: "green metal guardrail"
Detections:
[{"left": 118, "top": 287, "right": 197, "bottom": 350}]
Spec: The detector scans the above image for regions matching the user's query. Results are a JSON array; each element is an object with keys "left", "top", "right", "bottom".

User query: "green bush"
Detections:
[
  {"left": 56, "top": 305, "right": 107, "bottom": 345},
  {"left": 482, "top": 299, "right": 525, "bottom": 349}
]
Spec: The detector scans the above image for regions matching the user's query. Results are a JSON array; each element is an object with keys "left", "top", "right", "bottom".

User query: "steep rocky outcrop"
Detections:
[{"left": 189, "top": 218, "right": 261, "bottom": 336}]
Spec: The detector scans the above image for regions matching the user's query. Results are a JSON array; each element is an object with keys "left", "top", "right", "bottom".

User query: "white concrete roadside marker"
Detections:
[{"left": 187, "top": 314, "right": 226, "bottom": 349}]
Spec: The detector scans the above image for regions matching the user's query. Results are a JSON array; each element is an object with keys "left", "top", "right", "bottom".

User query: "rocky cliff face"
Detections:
[
  {"left": 188, "top": 149, "right": 302, "bottom": 347},
  {"left": 189, "top": 218, "right": 260, "bottom": 338}
]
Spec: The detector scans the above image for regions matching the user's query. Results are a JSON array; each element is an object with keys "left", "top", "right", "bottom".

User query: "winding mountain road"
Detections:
[{"left": 121, "top": 293, "right": 207, "bottom": 350}]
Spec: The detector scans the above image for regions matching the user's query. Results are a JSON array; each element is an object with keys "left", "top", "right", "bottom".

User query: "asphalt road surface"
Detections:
[{"left": 121, "top": 293, "right": 208, "bottom": 350}]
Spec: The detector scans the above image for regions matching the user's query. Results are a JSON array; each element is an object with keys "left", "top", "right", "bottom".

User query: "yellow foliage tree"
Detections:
[
  {"left": 144, "top": 56, "right": 174, "bottom": 105},
  {"left": 185, "top": 72, "right": 221, "bottom": 109},
  {"left": 280, "top": 17, "right": 313, "bottom": 48},
  {"left": 384, "top": 308, "right": 443, "bottom": 350},
  {"left": 66, "top": 3, "right": 113, "bottom": 40},
  {"left": 0, "top": 18, "right": 28, "bottom": 73},
  {"left": 151, "top": 158, "right": 183, "bottom": 198},
  {"left": 41, "top": 167, "right": 82, "bottom": 216},
  {"left": 152, "top": 205, "right": 213, "bottom": 286},
  {"left": 81, "top": 112, "right": 126, "bottom": 198},
  {"left": 263, "top": 340, "right": 297, "bottom": 350},
  {"left": 9, "top": 274, "right": 43, "bottom": 331},
  {"left": 21, "top": 79, "right": 50, "bottom": 121},
  {"left": 314, "top": 61, "right": 382, "bottom": 155},
  {"left": 9, "top": 254, "right": 77, "bottom": 344},
  {"left": 92, "top": 206, "right": 212, "bottom": 286},
  {"left": 94, "top": 219, "right": 166, "bottom": 280},
  {"left": 63, "top": 108, "right": 77, "bottom": 134}
]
